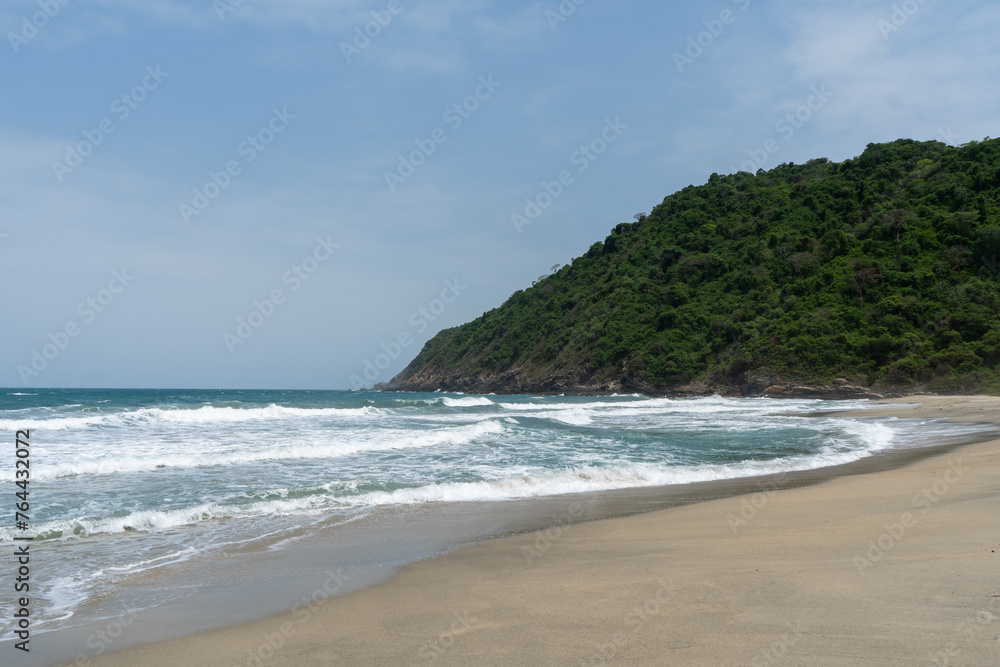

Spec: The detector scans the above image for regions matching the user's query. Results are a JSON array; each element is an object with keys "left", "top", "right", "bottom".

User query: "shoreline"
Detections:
[
  {"left": 373, "top": 382, "right": 894, "bottom": 400},
  {"left": 54, "top": 395, "right": 1000, "bottom": 665},
  {"left": 375, "top": 375, "right": 997, "bottom": 400}
]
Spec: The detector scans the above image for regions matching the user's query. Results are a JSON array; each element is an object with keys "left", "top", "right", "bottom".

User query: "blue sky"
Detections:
[{"left": 2, "top": 0, "right": 998, "bottom": 389}]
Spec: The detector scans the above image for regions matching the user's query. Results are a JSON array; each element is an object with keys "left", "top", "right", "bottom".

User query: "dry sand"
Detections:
[{"left": 72, "top": 396, "right": 1000, "bottom": 666}]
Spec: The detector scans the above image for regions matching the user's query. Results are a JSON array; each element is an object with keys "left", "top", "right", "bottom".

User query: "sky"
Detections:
[{"left": 2, "top": 0, "right": 999, "bottom": 390}]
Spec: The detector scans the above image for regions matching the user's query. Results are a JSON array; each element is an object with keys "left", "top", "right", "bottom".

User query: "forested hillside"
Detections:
[{"left": 382, "top": 138, "right": 1000, "bottom": 396}]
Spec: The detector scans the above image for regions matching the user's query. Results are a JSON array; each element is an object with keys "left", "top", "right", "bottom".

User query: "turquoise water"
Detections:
[{"left": 0, "top": 388, "right": 989, "bottom": 639}]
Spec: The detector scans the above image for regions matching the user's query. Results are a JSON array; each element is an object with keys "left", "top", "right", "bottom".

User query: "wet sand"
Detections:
[{"left": 66, "top": 395, "right": 1000, "bottom": 665}]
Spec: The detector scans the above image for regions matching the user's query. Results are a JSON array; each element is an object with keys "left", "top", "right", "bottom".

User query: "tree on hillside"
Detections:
[
  {"left": 882, "top": 208, "right": 915, "bottom": 248},
  {"left": 845, "top": 257, "right": 881, "bottom": 307}
]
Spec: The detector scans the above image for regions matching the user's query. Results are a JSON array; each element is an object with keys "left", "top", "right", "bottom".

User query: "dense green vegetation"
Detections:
[{"left": 390, "top": 139, "right": 1000, "bottom": 395}]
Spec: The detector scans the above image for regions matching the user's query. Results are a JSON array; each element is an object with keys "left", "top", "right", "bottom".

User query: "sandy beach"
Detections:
[{"left": 68, "top": 396, "right": 1000, "bottom": 666}]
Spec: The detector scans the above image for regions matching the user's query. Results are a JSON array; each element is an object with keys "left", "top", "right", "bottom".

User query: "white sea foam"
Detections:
[
  {"left": 441, "top": 396, "right": 496, "bottom": 407},
  {"left": 0, "top": 403, "right": 383, "bottom": 431},
  {"left": 834, "top": 419, "right": 896, "bottom": 451},
  {"left": 31, "top": 420, "right": 506, "bottom": 481},
  {"left": 540, "top": 408, "right": 593, "bottom": 425},
  {"left": 1, "top": 446, "right": 883, "bottom": 543},
  {"left": 495, "top": 396, "right": 852, "bottom": 427},
  {"left": 16, "top": 499, "right": 324, "bottom": 540},
  {"left": 101, "top": 547, "right": 201, "bottom": 577},
  {"left": 350, "top": 446, "right": 883, "bottom": 507}
]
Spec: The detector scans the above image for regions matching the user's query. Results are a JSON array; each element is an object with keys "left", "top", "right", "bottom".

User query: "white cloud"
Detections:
[
  {"left": 470, "top": 4, "right": 548, "bottom": 50},
  {"left": 2, "top": 0, "right": 560, "bottom": 79},
  {"left": 777, "top": 0, "right": 1000, "bottom": 144}
]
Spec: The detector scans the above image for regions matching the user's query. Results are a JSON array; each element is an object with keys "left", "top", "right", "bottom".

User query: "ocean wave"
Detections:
[
  {"left": 491, "top": 396, "right": 890, "bottom": 426},
  {"left": 833, "top": 419, "right": 896, "bottom": 451},
  {"left": 0, "top": 417, "right": 938, "bottom": 540},
  {"left": 3, "top": 498, "right": 329, "bottom": 541},
  {"left": 350, "top": 444, "right": 889, "bottom": 506},
  {"left": 391, "top": 396, "right": 497, "bottom": 408},
  {"left": 31, "top": 420, "right": 507, "bottom": 480},
  {"left": 498, "top": 398, "right": 665, "bottom": 412},
  {"left": 441, "top": 396, "right": 496, "bottom": 407},
  {"left": 537, "top": 408, "right": 593, "bottom": 426},
  {"left": 0, "top": 457, "right": 804, "bottom": 541},
  {"left": 0, "top": 403, "right": 384, "bottom": 431}
]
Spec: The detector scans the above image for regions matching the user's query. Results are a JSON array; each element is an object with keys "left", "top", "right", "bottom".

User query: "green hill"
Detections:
[{"left": 381, "top": 138, "right": 1000, "bottom": 397}]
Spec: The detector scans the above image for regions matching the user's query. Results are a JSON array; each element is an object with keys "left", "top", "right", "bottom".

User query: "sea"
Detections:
[{"left": 1, "top": 388, "right": 998, "bottom": 664}]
